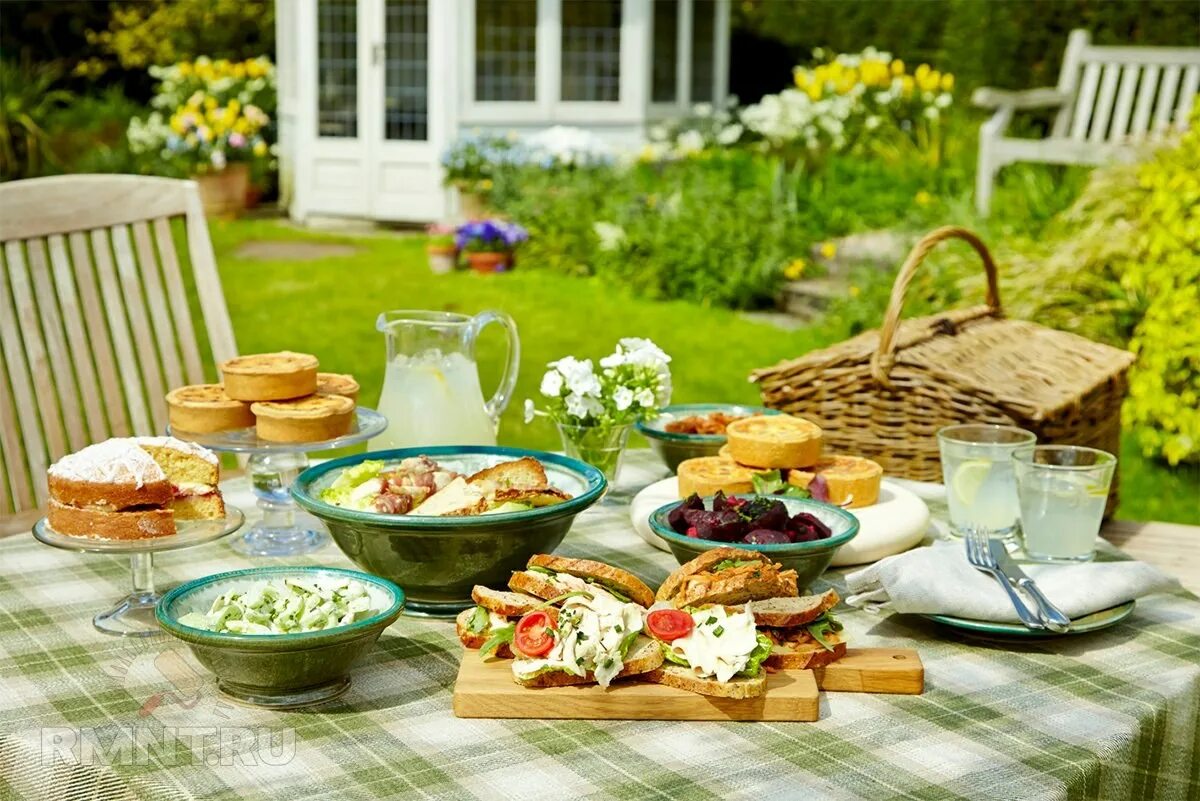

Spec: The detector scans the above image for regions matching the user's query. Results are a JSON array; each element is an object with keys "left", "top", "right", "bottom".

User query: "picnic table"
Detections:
[{"left": 1, "top": 451, "right": 1198, "bottom": 801}]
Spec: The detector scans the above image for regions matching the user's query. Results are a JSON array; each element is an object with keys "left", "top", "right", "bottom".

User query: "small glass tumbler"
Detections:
[
  {"left": 1014, "top": 445, "right": 1116, "bottom": 563},
  {"left": 937, "top": 424, "right": 1037, "bottom": 539}
]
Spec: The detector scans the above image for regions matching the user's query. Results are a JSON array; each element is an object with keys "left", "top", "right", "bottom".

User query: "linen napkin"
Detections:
[{"left": 844, "top": 541, "right": 1179, "bottom": 622}]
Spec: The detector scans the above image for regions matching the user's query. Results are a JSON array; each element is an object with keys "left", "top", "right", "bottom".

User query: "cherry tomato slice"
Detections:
[
  {"left": 646, "top": 609, "right": 694, "bottom": 642},
  {"left": 513, "top": 609, "right": 558, "bottom": 657}
]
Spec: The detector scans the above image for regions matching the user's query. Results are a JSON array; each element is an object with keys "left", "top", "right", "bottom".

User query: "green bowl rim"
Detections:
[
  {"left": 648, "top": 493, "right": 860, "bottom": 552},
  {"left": 290, "top": 445, "right": 607, "bottom": 528},
  {"left": 635, "top": 404, "right": 781, "bottom": 443},
  {"left": 156, "top": 566, "right": 406, "bottom": 644}
]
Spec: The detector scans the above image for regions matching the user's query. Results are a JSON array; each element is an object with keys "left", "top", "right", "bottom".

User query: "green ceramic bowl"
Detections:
[
  {"left": 648, "top": 494, "right": 859, "bottom": 590},
  {"left": 292, "top": 446, "right": 606, "bottom": 618},
  {"left": 156, "top": 566, "right": 404, "bottom": 709},
  {"left": 635, "top": 404, "right": 780, "bottom": 472}
]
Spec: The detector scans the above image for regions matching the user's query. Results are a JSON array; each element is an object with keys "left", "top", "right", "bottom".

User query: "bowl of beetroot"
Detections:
[{"left": 648, "top": 492, "right": 859, "bottom": 589}]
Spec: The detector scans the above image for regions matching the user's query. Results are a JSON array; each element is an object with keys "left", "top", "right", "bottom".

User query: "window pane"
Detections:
[
  {"left": 475, "top": 0, "right": 537, "bottom": 101},
  {"left": 691, "top": 0, "right": 716, "bottom": 103},
  {"left": 561, "top": 0, "right": 622, "bottom": 102},
  {"left": 317, "top": 0, "right": 357, "bottom": 138},
  {"left": 385, "top": 0, "right": 428, "bottom": 140},
  {"left": 651, "top": 0, "right": 678, "bottom": 103}
]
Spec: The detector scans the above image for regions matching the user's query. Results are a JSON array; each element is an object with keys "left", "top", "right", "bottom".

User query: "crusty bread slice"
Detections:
[
  {"left": 643, "top": 664, "right": 767, "bottom": 699},
  {"left": 454, "top": 608, "right": 513, "bottom": 658},
  {"left": 507, "top": 570, "right": 564, "bottom": 601},
  {"left": 655, "top": 547, "right": 773, "bottom": 602},
  {"left": 722, "top": 589, "right": 840, "bottom": 627},
  {"left": 763, "top": 633, "right": 846, "bottom": 670},
  {"left": 471, "top": 585, "right": 544, "bottom": 616},
  {"left": 527, "top": 554, "right": 655, "bottom": 607},
  {"left": 513, "top": 636, "right": 664, "bottom": 688},
  {"left": 468, "top": 457, "right": 550, "bottom": 492},
  {"left": 672, "top": 562, "right": 799, "bottom": 608}
]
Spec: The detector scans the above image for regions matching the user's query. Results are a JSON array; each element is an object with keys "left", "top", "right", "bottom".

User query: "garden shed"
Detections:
[{"left": 274, "top": 0, "right": 731, "bottom": 222}]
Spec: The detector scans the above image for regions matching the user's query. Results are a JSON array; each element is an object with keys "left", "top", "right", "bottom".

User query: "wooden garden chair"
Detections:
[
  {"left": 0, "top": 175, "right": 238, "bottom": 535},
  {"left": 973, "top": 29, "right": 1200, "bottom": 215}
]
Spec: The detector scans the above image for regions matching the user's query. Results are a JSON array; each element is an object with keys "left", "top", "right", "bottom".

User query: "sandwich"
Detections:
[
  {"left": 482, "top": 555, "right": 662, "bottom": 688},
  {"left": 654, "top": 547, "right": 798, "bottom": 608},
  {"left": 455, "top": 586, "right": 546, "bottom": 658},
  {"left": 642, "top": 603, "right": 773, "bottom": 699},
  {"left": 509, "top": 554, "right": 656, "bottom": 608},
  {"left": 746, "top": 590, "right": 846, "bottom": 669}
]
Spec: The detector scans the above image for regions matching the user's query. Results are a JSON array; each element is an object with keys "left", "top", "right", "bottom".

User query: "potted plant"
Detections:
[
  {"left": 525, "top": 338, "right": 673, "bottom": 483},
  {"left": 127, "top": 57, "right": 276, "bottom": 218},
  {"left": 426, "top": 223, "right": 458, "bottom": 274},
  {"left": 440, "top": 134, "right": 522, "bottom": 219},
  {"left": 455, "top": 219, "right": 528, "bottom": 273}
]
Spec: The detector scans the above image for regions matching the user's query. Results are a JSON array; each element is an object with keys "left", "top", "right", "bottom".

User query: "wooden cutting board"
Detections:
[{"left": 452, "top": 647, "right": 922, "bottom": 722}]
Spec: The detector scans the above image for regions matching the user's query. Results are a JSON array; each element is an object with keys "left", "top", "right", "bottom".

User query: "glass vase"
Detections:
[{"left": 556, "top": 421, "right": 632, "bottom": 485}]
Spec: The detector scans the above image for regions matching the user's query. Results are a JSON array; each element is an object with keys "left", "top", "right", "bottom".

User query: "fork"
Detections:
[{"left": 964, "top": 526, "right": 1043, "bottom": 630}]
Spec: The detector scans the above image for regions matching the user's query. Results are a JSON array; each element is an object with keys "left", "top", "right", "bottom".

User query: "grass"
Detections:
[{"left": 206, "top": 218, "right": 1198, "bottom": 525}]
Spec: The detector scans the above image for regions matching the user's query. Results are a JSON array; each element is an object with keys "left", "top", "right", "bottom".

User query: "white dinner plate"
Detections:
[{"left": 629, "top": 477, "right": 931, "bottom": 567}]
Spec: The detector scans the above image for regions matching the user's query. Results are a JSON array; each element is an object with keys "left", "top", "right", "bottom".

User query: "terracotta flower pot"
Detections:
[
  {"left": 426, "top": 245, "right": 458, "bottom": 275},
  {"left": 194, "top": 163, "right": 250, "bottom": 219},
  {"left": 466, "top": 251, "right": 511, "bottom": 274}
]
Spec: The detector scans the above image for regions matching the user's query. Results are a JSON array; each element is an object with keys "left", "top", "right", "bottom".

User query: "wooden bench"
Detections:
[{"left": 973, "top": 29, "right": 1200, "bottom": 215}]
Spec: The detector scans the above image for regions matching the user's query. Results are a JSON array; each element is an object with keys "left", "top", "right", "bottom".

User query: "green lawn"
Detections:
[{"left": 206, "top": 219, "right": 1198, "bottom": 525}]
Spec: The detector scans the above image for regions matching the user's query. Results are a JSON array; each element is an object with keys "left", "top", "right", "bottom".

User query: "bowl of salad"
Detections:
[
  {"left": 292, "top": 446, "right": 607, "bottom": 618},
  {"left": 636, "top": 403, "right": 780, "bottom": 472},
  {"left": 156, "top": 566, "right": 405, "bottom": 708},
  {"left": 648, "top": 492, "right": 858, "bottom": 589}
]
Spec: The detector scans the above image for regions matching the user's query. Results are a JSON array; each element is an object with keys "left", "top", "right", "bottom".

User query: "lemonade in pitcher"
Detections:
[{"left": 369, "top": 310, "right": 519, "bottom": 450}]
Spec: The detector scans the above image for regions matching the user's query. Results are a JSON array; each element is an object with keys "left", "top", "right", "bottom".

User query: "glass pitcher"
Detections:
[{"left": 369, "top": 310, "right": 520, "bottom": 449}]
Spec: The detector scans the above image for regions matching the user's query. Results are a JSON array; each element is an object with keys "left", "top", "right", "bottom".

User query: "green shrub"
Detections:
[{"left": 0, "top": 61, "right": 73, "bottom": 180}]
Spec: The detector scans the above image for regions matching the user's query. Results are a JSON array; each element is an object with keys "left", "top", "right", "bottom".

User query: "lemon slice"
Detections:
[
  {"left": 1085, "top": 483, "right": 1110, "bottom": 499},
  {"left": 952, "top": 460, "right": 992, "bottom": 506}
]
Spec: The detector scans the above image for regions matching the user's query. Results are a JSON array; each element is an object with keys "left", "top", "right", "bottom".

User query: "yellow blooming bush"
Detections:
[
  {"left": 127, "top": 56, "right": 275, "bottom": 175},
  {"left": 741, "top": 48, "right": 954, "bottom": 166}
]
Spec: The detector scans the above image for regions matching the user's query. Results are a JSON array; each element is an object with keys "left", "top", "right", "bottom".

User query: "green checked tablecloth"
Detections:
[{"left": 2, "top": 451, "right": 1198, "bottom": 801}]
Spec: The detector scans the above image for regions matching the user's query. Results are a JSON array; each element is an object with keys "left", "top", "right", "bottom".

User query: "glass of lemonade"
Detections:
[
  {"left": 1014, "top": 445, "right": 1116, "bottom": 563},
  {"left": 937, "top": 424, "right": 1037, "bottom": 539}
]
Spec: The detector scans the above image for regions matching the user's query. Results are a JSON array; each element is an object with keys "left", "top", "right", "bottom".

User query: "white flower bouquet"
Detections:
[{"left": 526, "top": 338, "right": 672, "bottom": 480}]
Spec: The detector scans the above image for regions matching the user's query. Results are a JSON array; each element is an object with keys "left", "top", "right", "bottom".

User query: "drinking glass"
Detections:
[
  {"left": 937, "top": 424, "right": 1037, "bottom": 539},
  {"left": 1014, "top": 445, "right": 1116, "bottom": 563}
]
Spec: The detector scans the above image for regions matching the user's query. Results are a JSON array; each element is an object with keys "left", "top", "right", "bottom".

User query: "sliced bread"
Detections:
[
  {"left": 722, "top": 589, "right": 840, "bottom": 627},
  {"left": 454, "top": 608, "right": 513, "bottom": 658},
  {"left": 471, "top": 585, "right": 544, "bottom": 617},
  {"left": 672, "top": 562, "right": 799, "bottom": 608},
  {"left": 527, "top": 554, "right": 655, "bottom": 607},
  {"left": 643, "top": 664, "right": 767, "bottom": 699},
  {"left": 763, "top": 631, "right": 847, "bottom": 669},
  {"left": 507, "top": 570, "right": 564, "bottom": 601},
  {"left": 655, "top": 547, "right": 773, "bottom": 602}
]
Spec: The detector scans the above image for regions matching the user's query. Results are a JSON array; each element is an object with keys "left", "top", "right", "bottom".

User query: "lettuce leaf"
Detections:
[
  {"left": 711, "top": 559, "right": 763, "bottom": 572},
  {"left": 479, "top": 624, "right": 515, "bottom": 658},
  {"left": 320, "top": 460, "right": 386, "bottom": 508},
  {"left": 467, "top": 605, "right": 489, "bottom": 634},
  {"left": 659, "top": 643, "right": 690, "bottom": 668},
  {"left": 806, "top": 612, "right": 843, "bottom": 652},
  {"left": 739, "top": 633, "right": 774, "bottom": 677},
  {"left": 750, "top": 470, "right": 811, "bottom": 500}
]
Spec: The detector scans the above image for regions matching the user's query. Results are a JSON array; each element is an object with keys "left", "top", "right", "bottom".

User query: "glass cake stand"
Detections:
[
  {"left": 169, "top": 408, "right": 387, "bottom": 557},
  {"left": 33, "top": 510, "right": 245, "bottom": 637}
]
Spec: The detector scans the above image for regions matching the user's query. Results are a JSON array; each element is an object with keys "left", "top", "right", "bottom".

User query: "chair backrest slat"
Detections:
[
  {"left": 1152, "top": 65, "right": 1182, "bottom": 136},
  {"left": 1, "top": 175, "right": 238, "bottom": 525},
  {"left": 131, "top": 220, "right": 184, "bottom": 392},
  {"left": 1087, "top": 63, "right": 1122, "bottom": 142},
  {"left": 47, "top": 234, "right": 108, "bottom": 443},
  {"left": 1129, "top": 64, "right": 1161, "bottom": 143},
  {"left": 26, "top": 237, "right": 88, "bottom": 452},
  {"left": 1069, "top": 62, "right": 1102, "bottom": 140},
  {"left": 0, "top": 255, "right": 41, "bottom": 510},
  {"left": 67, "top": 230, "right": 131, "bottom": 437},
  {"left": 154, "top": 218, "right": 206, "bottom": 385},
  {"left": 90, "top": 226, "right": 155, "bottom": 437},
  {"left": 1175, "top": 66, "right": 1199, "bottom": 126},
  {"left": 1107, "top": 65, "right": 1140, "bottom": 141}
]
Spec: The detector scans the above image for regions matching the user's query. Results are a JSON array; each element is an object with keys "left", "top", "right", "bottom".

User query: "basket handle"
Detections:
[{"left": 869, "top": 226, "right": 1003, "bottom": 388}]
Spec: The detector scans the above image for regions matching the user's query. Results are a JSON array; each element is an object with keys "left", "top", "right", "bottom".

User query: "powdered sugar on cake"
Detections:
[{"left": 48, "top": 439, "right": 166, "bottom": 487}]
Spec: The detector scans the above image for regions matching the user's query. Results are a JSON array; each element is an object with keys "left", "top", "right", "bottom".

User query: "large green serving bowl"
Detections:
[
  {"left": 648, "top": 495, "right": 859, "bottom": 590},
  {"left": 156, "top": 566, "right": 405, "bottom": 709},
  {"left": 292, "top": 446, "right": 607, "bottom": 618},
  {"left": 635, "top": 403, "right": 780, "bottom": 472}
]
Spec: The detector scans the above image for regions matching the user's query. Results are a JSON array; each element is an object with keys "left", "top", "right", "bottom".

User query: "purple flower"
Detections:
[
  {"left": 455, "top": 218, "right": 529, "bottom": 252},
  {"left": 229, "top": 132, "right": 247, "bottom": 148}
]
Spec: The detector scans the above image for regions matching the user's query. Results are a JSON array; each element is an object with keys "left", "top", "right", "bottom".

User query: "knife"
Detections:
[{"left": 988, "top": 539, "right": 1071, "bottom": 633}]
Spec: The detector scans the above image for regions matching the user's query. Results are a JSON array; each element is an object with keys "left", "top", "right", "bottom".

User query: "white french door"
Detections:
[{"left": 308, "top": 0, "right": 450, "bottom": 221}]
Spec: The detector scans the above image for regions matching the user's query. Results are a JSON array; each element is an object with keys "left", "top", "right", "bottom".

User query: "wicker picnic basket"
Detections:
[{"left": 750, "top": 226, "right": 1135, "bottom": 509}]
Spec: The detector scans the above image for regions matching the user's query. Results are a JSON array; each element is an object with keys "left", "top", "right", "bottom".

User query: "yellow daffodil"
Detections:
[
  {"left": 204, "top": 96, "right": 217, "bottom": 111},
  {"left": 253, "top": 140, "right": 268, "bottom": 157},
  {"left": 178, "top": 62, "right": 192, "bottom": 77},
  {"left": 915, "top": 64, "right": 931, "bottom": 82},
  {"left": 891, "top": 59, "right": 905, "bottom": 76},
  {"left": 479, "top": 178, "right": 494, "bottom": 190},
  {"left": 819, "top": 242, "right": 837, "bottom": 260},
  {"left": 806, "top": 82, "right": 823, "bottom": 101},
  {"left": 169, "top": 115, "right": 186, "bottom": 134},
  {"left": 900, "top": 75, "right": 915, "bottom": 97},
  {"left": 794, "top": 70, "right": 809, "bottom": 90},
  {"left": 940, "top": 73, "right": 955, "bottom": 92},
  {"left": 917, "top": 68, "right": 942, "bottom": 93},
  {"left": 784, "top": 259, "right": 807, "bottom": 280},
  {"left": 915, "top": 190, "right": 934, "bottom": 206},
  {"left": 849, "top": 285, "right": 861, "bottom": 298}
]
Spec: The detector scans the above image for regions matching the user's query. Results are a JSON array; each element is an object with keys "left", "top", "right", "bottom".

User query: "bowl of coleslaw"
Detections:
[{"left": 156, "top": 566, "right": 404, "bottom": 708}]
